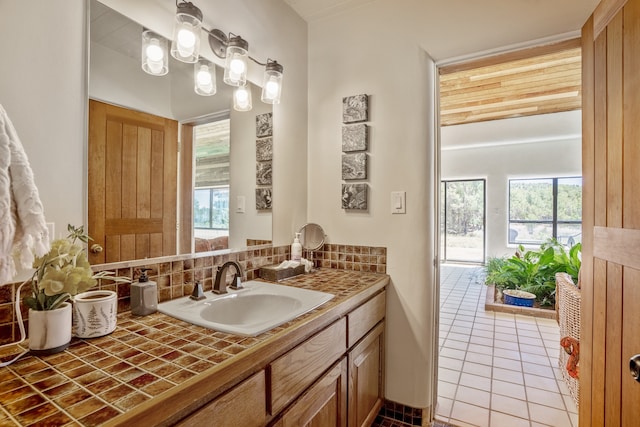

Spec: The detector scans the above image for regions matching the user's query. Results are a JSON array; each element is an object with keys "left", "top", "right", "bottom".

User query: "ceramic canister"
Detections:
[
  {"left": 28, "top": 302, "right": 72, "bottom": 354},
  {"left": 73, "top": 290, "right": 118, "bottom": 338}
]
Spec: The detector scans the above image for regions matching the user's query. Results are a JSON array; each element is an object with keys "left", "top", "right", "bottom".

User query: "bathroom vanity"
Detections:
[{"left": 0, "top": 269, "right": 387, "bottom": 427}]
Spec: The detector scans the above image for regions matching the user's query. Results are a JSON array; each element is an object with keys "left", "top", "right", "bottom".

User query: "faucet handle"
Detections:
[
  {"left": 229, "top": 274, "right": 243, "bottom": 290},
  {"left": 189, "top": 281, "right": 206, "bottom": 300}
]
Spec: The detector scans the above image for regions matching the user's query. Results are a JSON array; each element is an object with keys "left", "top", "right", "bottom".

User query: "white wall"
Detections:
[
  {"left": 441, "top": 112, "right": 582, "bottom": 259},
  {"left": 307, "top": 2, "right": 437, "bottom": 408},
  {"left": 0, "top": 0, "right": 307, "bottom": 253},
  {"left": 0, "top": 0, "right": 86, "bottom": 240}
]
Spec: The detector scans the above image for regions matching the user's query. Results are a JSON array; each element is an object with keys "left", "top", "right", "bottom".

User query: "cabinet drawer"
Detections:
[
  {"left": 175, "top": 371, "right": 266, "bottom": 427},
  {"left": 347, "top": 290, "right": 385, "bottom": 348},
  {"left": 270, "top": 317, "right": 347, "bottom": 414}
]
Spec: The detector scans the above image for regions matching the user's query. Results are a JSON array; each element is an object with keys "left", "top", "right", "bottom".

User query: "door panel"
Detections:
[
  {"left": 581, "top": 1, "right": 640, "bottom": 425},
  {"left": 88, "top": 100, "right": 177, "bottom": 264}
]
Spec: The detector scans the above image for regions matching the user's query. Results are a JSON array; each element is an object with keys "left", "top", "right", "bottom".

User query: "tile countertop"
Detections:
[{"left": 0, "top": 269, "right": 389, "bottom": 427}]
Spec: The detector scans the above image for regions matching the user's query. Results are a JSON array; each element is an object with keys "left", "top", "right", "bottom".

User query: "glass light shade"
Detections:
[
  {"left": 194, "top": 59, "right": 216, "bottom": 96},
  {"left": 141, "top": 30, "right": 168, "bottom": 76},
  {"left": 170, "top": 3, "right": 202, "bottom": 63},
  {"left": 233, "top": 85, "right": 252, "bottom": 111},
  {"left": 223, "top": 37, "right": 249, "bottom": 87},
  {"left": 261, "top": 61, "right": 283, "bottom": 104}
]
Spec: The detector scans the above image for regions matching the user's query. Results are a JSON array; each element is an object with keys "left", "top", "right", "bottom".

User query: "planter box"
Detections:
[{"left": 485, "top": 285, "right": 557, "bottom": 319}]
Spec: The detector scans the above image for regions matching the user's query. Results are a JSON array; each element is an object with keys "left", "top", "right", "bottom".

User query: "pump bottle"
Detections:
[
  {"left": 291, "top": 232, "right": 302, "bottom": 262},
  {"left": 131, "top": 268, "right": 157, "bottom": 315}
]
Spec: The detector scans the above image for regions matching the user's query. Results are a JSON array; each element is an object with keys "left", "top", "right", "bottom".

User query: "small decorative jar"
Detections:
[{"left": 73, "top": 290, "right": 118, "bottom": 338}]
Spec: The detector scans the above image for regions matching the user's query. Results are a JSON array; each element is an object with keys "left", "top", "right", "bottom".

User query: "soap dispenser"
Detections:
[
  {"left": 131, "top": 268, "right": 157, "bottom": 316},
  {"left": 291, "top": 232, "right": 302, "bottom": 262}
]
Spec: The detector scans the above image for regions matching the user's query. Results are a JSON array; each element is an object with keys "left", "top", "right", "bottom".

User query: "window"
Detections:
[
  {"left": 193, "top": 118, "right": 230, "bottom": 232},
  {"left": 194, "top": 187, "right": 229, "bottom": 230},
  {"left": 508, "top": 177, "right": 582, "bottom": 246}
]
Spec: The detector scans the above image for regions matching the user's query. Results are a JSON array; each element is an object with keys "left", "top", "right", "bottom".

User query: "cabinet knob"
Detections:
[
  {"left": 630, "top": 355, "right": 640, "bottom": 382},
  {"left": 90, "top": 244, "right": 103, "bottom": 254}
]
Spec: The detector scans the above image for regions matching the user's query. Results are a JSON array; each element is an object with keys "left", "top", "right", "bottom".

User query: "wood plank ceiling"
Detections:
[{"left": 439, "top": 43, "right": 582, "bottom": 126}]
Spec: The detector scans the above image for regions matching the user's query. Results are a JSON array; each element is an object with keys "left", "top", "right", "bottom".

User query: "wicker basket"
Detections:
[{"left": 556, "top": 272, "right": 580, "bottom": 408}]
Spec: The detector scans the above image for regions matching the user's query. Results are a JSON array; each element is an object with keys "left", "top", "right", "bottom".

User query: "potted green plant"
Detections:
[
  {"left": 485, "top": 239, "right": 581, "bottom": 308},
  {"left": 24, "top": 225, "right": 128, "bottom": 354}
]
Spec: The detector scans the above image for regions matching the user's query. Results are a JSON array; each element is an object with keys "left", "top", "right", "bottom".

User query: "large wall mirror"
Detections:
[{"left": 88, "top": 0, "right": 272, "bottom": 264}]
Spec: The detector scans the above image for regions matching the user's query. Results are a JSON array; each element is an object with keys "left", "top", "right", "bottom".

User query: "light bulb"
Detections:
[
  {"left": 230, "top": 58, "right": 246, "bottom": 75},
  {"left": 265, "top": 79, "right": 279, "bottom": 98},
  {"left": 236, "top": 88, "right": 249, "bottom": 103},
  {"left": 234, "top": 86, "right": 251, "bottom": 110},
  {"left": 177, "top": 28, "right": 196, "bottom": 57},
  {"left": 197, "top": 66, "right": 212, "bottom": 86},
  {"left": 146, "top": 39, "right": 164, "bottom": 62}
]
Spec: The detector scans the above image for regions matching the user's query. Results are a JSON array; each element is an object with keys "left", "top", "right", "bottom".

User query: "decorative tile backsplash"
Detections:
[
  {"left": 311, "top": 244, "right": 387, "bottom": 274},
  {"left": 0, "top": 243, "right": 387, "bottom": 345}
]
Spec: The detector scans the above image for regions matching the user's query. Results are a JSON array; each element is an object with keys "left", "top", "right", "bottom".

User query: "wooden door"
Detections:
[
  {"left": 581, "top": 0, "right": 640, "bottom": 425},
  {"left": 88, "top": 100, "right": 177, "bottom": 264}
]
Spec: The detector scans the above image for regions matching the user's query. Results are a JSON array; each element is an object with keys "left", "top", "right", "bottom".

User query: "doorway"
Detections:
[
  {"left": 434, "top": 39, "right": 582, "bottom": 426},
  {"left": 440, "top": 179, "right": 486, "bottom": 264}
]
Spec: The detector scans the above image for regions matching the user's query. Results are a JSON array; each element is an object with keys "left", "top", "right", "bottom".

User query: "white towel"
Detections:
[{"left": 0, "top": 104, "right": 50, "bottom": 284}]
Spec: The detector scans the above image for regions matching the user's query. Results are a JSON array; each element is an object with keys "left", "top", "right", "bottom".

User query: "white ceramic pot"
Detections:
[
  {"left": 73, "top": 290, "right": 118, "bottom": 338},
  {"left": 28, "top": 302, "right": 72, "bottom": 355}
]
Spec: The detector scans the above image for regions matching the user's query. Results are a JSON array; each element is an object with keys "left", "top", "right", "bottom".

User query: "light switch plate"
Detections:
[
  {"left": 391, "top": 191, "right": 406, "bottom": 214},
  {"left": 236, "top": 196, "right": 245, "bottom": 213}
]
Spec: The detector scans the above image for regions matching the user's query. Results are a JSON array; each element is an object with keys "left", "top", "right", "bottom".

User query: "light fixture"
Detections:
[
  {"left": 233, "top": 84, "right": 252, "bottom": 111},
  {"left": 261, "top": 60, "right": 283, "bottom": 104},
  {"left": 223, "top": 35, "right": 249, "bottom": 87},
  {"left": 194, "top": 58, "right": 216, "bottom": 96},
  {"left": 170, "top": 1, "right": 203, "bottom": 63},
  {"left": 141, "top": 30, "right": 168, "bottom": 76},
  {"left": 140, "top": 1, "right": 284, "bottom": 107}
]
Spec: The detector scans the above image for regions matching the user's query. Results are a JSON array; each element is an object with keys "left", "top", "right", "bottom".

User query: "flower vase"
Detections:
[
  {"left": 73, "top": 290, "right": 118, "bottom": 338},
  {"left": 28, "top": 302, "right": 72, "bottom": 355}
]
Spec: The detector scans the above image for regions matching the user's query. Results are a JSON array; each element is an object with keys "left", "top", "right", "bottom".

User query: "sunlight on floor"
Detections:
[{"left": 436, "top": 264, "right": 578, "bottom": 427}]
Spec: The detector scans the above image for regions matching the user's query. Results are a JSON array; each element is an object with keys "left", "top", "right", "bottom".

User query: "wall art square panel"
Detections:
[
  {"left": 256, "top": 137, "right": 273, "bottom": 161},
  {"left": 342, "top": 94, "right": 369, "bottom": 123},
  {"left": 342, "top": 183, "right": 368, "bottom": 210},
  {"left": 342, "top": 152, "right": 367, "bottom": 180},
  {"left": 256, "top": 161, "right": 272, "bottom": 185},
  {"left": 256, "top": 112, "right": 273, "bottom": 138},
  {"left": 342, "top": 124, "right": 368, "bottom": 152},
  {"left": 256, "top": 187, "right": 272, "bottom": 210}
]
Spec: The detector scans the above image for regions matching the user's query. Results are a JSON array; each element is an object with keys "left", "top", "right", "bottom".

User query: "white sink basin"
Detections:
[{"left": 158, "top": 280, "right": 334, "bottom": 336}]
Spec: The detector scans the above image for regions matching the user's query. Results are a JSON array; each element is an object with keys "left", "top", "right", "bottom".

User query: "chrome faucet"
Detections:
[{"left": 213, "top": 261, "right": 243, "bottom": 294}]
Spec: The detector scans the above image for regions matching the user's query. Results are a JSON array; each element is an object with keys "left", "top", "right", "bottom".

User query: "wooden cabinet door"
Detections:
[
  {"left": 581, "top": 0, "right": 640, "bottom": 425},
  {"left": 88, "top": 100, "right": 177, "bottom": 264},
  {"left": 348, "top": 322, "right": 384, "bottom": 427},
  {"left": 273, "top": 358, "right": 348, "bottom": 427}
]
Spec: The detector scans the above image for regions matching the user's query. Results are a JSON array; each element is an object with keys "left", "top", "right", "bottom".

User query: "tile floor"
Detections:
[{"left": 436, "top": 264, "right": 578, "bottom": 427}]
